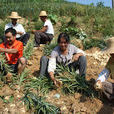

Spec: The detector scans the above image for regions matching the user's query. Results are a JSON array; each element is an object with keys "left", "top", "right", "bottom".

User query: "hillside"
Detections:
[{"left": 0, "top": 0, "right": 114, "bottom": 113}]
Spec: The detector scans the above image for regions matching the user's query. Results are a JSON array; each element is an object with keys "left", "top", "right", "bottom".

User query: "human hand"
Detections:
[
  {"left": 72, "top": 54, "right": 80, "bottom": 61},
  {"left": 16, "top": 31, "right": 23, "bottom": 35},
  {"left": 31, "top": 30, "right": 36, "bottom": 34},
  {"left": 53, "top": 79, "right": 62, "bottom": 88},
  {"left": 94, "top": 80, "right": 102, "bottom": 90},
  {"left": 0, "top": 48, "right": 3, "bottom": 52}
]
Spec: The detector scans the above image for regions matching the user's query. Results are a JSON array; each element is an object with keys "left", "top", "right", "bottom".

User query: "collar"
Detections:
[{"left": 11, "top": 22, "right": 18, "bottom": 27}]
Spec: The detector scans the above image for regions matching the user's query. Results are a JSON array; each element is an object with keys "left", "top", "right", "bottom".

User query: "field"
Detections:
[{"left": 0, "top": 0, "right": 114, "bottom": 113}]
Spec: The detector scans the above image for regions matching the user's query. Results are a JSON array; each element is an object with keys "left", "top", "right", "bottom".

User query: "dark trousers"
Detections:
[
  {"left": 102, "top": 81, "right": 114, "bottom": 100},
  {"left": 16, "top": 33, "right": 30, "bottom": 46},
  {"left": 39, "top": 56, "right": 87, "bottom": 77},
  {"left": 34, "top": 32, "right": 53, "bottom": 47}
]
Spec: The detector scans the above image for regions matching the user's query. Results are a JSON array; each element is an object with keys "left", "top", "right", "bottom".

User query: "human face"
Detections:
[
  {"left": 5, "top": 32, "right": 16, "bottom": 45},
  {"left": 11, "top": 19, "right": 17, "bottom": 26},
  {"left": 58, "top": 37, "right": 69, "bottom": 52},
  {"left": 40, "top": 16, "right": 46, "bottom": 22}
]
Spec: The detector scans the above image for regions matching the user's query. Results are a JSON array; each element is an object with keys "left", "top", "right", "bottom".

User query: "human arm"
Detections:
[
  {"left": 32, "top": 26, "right": 48, "bottom": 34},
  {"left": 48, "top": 57, "right": 62, "bottom": 87},
  {"left": 72, "top": 44, "right": 85, "bottom": 61},
  {"left": 16, "top": 31, "right": 24, "bottom": 35},
  {"left": 16, "top": 24, "right": 25, "bottom": 35},
  {"left": 0, "top": 48, "right": 18, "bottom": 54},
  {"left": 73, "top": 53, "right": 84, "bottom": 61}
]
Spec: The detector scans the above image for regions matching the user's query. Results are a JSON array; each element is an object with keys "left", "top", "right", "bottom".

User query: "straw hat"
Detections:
[
  {"left": 39, "top": 11, "right": 47, "bottom": 17},
  {"left": 8, "top": 12, "right": 21, "bottom": 19},
  {"left": 103, "top": 37, "right": 114, "bottom": 54}
]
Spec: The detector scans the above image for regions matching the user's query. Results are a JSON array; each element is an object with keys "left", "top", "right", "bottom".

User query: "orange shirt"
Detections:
[{"left": 0, "top": 40, "right": 23, "bottom": 64}]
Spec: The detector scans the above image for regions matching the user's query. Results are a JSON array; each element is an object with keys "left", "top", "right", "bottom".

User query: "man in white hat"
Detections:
[
  {"left": 32, "top": 11, "right": 54, "bottom": 47},
  {"left": 5, "top": 12, "right": 30, "bottom": 46},
  {"left": 95, "top": 37, "right": 114, "bottom": 100}
]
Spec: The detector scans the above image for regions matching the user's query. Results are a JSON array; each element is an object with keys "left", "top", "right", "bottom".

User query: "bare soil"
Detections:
[{"left": 0, "top": 44, "right": 114, "bottom": 114}]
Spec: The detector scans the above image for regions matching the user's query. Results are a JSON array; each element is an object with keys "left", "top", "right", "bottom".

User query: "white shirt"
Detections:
[
  {"left": 5, "top": 23, "right": 26, "bottom": 38},
  {"left": 44, "top": 19, "right": 54, "bottom": 35},
  {"left": 97, "top": 68, "right": 110, "bottom": 82},
  {"left": 48, "top": 44, "right": 85, "bottom": 73}
]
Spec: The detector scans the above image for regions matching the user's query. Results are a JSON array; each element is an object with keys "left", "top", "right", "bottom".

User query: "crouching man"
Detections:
[
  {"left": 95, "top": 37, "right": 114, "bottom": 100},
  {"left": 0, "top": 28, "right": 27, "bottom": 81}
]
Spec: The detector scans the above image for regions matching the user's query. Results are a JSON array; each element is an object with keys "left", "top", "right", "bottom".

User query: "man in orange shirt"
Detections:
[{"left": 0, "top": 28, "right": 26, "bottom": 78}]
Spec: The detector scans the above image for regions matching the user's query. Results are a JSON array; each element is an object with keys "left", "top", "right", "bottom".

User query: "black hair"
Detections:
[
  {"left": 5, "top": 27, "right": 16, "bottom": 36},
  {"left": 57, "top": 33, "right": 70, "bottom": 44}
]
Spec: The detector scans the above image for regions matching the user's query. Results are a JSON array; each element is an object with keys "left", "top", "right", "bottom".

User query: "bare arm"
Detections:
[
  {"left": 0, "top": 48, "right": 18, "bottom": 54},
  {"left": 32, "top": 26, "right": 48, "bottom": 34},
  {"left": 16, "top": 31, "right": 24, "bottom": 35},
  {"left": 49, "top": 71, "right": 55, "bottom": 81},
  {"left": 73, "top": 53, "right": 84, "bottom": 61},
  {"left": 49, "top": 71, "right": 62, "bottom": 87}
]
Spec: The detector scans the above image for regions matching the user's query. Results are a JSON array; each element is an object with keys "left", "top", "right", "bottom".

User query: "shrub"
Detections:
[
  {"left": 48, "top": 14, "right": 58, "bottom": 25},
  {"left": 82, "top": 38, "right": 106, "bottom": 50}
]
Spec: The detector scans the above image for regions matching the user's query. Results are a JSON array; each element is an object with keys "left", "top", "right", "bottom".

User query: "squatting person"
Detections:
[
  {"left": 0, "top": 28, "right": 27, "bottom": 82},
  {"left": 40, "top": 33, "right": 87, "bottom": 87},
  {"left": 95, "top": 37, "right": 114, "bottom": 100},
  {"left": 5, "top": 12, "right": 30, "bottom": 46},
  {"left": 32, "top": 11, "right": 54, "bottom": 47}
]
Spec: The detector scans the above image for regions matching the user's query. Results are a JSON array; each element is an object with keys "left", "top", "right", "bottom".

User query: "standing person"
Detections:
[
  {"left": 95, "top": 37, "right": 114, "bottom": 100},
  {"left": 5, "top": 12, "right": 30, "bottom": 46},
  {"left": 0, "top": 28, "right": 27, "bottom": 82},
  {"left": 32, "top": 11, "right": 54, "bottom": 47},
  {"left": 40, "top": 33, "right": 87, "bottom": 87}
]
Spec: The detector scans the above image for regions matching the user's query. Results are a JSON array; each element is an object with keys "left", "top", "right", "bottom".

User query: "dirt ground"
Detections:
[{"left": 0, "top": 44, "right": 114, "bottom": 114}]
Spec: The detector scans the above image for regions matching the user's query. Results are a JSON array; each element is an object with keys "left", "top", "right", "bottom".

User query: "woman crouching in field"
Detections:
[{"left": 39, "top": 33, "right": 87, "bottom": 87}]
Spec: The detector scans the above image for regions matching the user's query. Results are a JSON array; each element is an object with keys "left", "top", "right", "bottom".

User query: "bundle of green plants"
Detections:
[
  {"left": 0, "top": 54, "right": 12, "bottom": 76},
  {"left": 56, "top": 65, "right": 97, "bottom": 97},
  {"left": 21, "top": 91, "right": 60, "bottom": 113},
  {"left": 82, "top": 38, "right": 106, "bottom": 50},
  {"left": 43, "top": 43, "right": 57, "bottom": 56},
  {"left": 24, "top": 76, "right": 54, "bottom": 95},
  {"left": 23, "top": 40, "right": 34, "bottom": 59}
]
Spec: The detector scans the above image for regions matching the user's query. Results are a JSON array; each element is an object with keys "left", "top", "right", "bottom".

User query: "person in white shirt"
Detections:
[
  {"left": 5, "top": 12, "right": 30, "bottom": 46},
  {"left": 32, "top": 11, "right": 54, "bottom": 47},
  {"left": 39, "top": 33, "right": 87, "bottom": 87}
]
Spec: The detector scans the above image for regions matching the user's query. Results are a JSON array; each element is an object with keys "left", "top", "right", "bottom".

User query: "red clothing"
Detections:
[{"left": 0, "top": 40, "right": 23, "bottom": 64}]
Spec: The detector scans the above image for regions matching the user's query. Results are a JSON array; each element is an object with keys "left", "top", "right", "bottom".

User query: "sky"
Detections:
[{"left": 66, "top": 0, "right": 112, "bottom": 8}]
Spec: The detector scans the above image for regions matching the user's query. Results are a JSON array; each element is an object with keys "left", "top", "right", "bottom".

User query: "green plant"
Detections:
[
  {"left": 23, "top": 40, "right": 34, "bottom": 59},
  {"left": 21, "top": 91, "right": 60, "bottom": 113},
  {"left": 82, "top": 38, "right": 106, "bottom": 50},
  {"left": 24, "top": 76, "right": 54, "bottom": 95},
  {"left": 55, "top": 65, "right": 97, "bottom": 97},
  {"left": 34, "top": 21, "right": 43, "bottom": 30},
  {"left": 43, "top": 43, "right": 57, "bottom": 56},
  {"left": 48, "top": 14, "right": 58, "bottom": 25},
  {"left": 0, "top": 95, "right": 14, "bottom": 103},
  {"left": 18, "top": 70, "right": 29, "bottom": 86}
]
